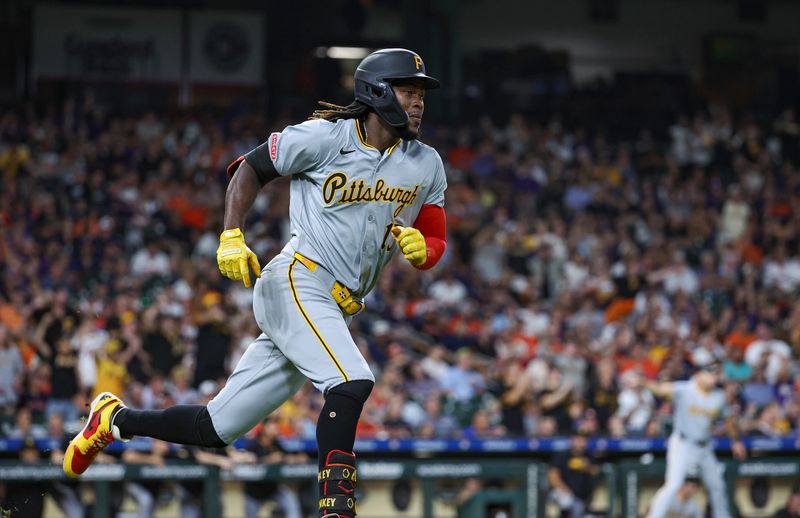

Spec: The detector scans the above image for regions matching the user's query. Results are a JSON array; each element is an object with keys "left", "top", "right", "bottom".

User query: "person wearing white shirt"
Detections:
[
  {"left": 616, "top": 370, "right": 655, "bottom": 434},
  {"left": 130, "top": 241, "right": 171, "bottom": 277},
  {"left": 763, "top": 245, "right": 800, "bottom": 293},
  {"left": 718, "top": 185, "right": 750, "bottom": 246},
  {"left": 428, "top": 274, "right": 468, "bottom": 306},
  {"left": 650, "top": 251, "right": 699, "bottom": 296},
  {"left": 744, "top": 324, "right": 792, "bottom": 384}
]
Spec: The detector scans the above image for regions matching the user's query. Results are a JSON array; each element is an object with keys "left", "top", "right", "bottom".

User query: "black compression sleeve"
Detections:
[
  {"left": 244, "top": 141, "right": 281, "bottom": 186},
  {"left": 114, "top": 406, "right": 226, "bottom": 448},
  {"left": 315, "top": 380, "right": 373, "bottom": 469}
]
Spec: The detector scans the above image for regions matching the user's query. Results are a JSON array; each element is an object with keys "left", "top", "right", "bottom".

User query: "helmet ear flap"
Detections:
[{"left": 354, "top": 77, "right": 408, "bottom": 128}]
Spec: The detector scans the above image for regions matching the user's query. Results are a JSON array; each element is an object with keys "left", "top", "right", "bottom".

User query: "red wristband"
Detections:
[{"left": 413, "top": 204, "right": 447, "bottom": 270}]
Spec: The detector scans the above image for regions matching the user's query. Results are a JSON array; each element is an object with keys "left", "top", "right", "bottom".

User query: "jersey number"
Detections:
[{"left": 381, "top": 223, "right": 394, "bottom": 252}]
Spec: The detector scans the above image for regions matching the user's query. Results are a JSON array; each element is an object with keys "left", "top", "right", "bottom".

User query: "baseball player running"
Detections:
[
  {"left": 63, "top": 48, "right": 447, "bottom": 518},
  {"left": 644, "top": 361, "right": 747, "bottom": 518}
]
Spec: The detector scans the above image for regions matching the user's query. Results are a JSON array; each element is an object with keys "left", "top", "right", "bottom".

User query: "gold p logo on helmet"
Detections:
[{"left": 414, "top": 55, "right": 423, "bottom": 70}]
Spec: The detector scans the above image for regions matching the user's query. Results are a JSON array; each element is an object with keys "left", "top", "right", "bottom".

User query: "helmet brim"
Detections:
[{"left": 385, "top": 74, "right": 441, "bottom": 90}]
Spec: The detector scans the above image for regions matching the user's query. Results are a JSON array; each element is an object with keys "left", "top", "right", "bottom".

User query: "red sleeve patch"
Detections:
[{"left": 269, "top": 132, "right": 279, "bottom": 161}]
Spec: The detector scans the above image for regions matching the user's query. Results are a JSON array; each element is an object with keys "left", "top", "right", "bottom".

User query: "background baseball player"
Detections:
[
  {"left": 62, "top": 48, "right": 447, "bottom": 518},
  {"left": 643, "top": 361, "right": 747, "bottom": 518},
  {"left": 548, "top": 430, "right": 600, "bottom": 518}
]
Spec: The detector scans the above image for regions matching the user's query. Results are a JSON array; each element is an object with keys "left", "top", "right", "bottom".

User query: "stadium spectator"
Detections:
[
  {"left": 170, "top": 366, "right": 199, "bottom": 405},
  {"left": 723, "top": 345, "right": 752, "bottom": 382},
  {"left": 462, "top": 409, "right": 506, "bottom": 439},
  {"left": 46, "top": 413, "right": 84, "bottom": 518},
  {"left": 429, "top": 272, "right": 469, "bottom": 307},
  {"left": 4, "top": 407, "right": 46, "bottom": 439},
  {"left": 403, "top": 361, "right": 440, "bottom": 403},
  {"left": 749, "top": 402, "right": 790, "bottom": 437},
  {"left": 0, "top": 437, "right": 46, "bottom": 517},
  {"left": 745, "top": 324, "right": 793, "bottom": 384},
  {"left": 440, "top": 348, "right": 485, "bottom": 403},
  {"left": 718, "top": 185, "right": 751, "bottom": 247},
  {"left": 742, "top": 365, "right": 777, "bottom": 408},
  {"left": 140, "top": 297, "right": 186, "bottom": 379},
  {"left": 382, "top": 394, "right": 415, "bottom": 439},
  {"left": 130, "top": 239, "right": 171, "bottom": 278},
  {"left": 553, "top": 341, "right": 588, "bottom": 396},
  {"left": 492, "top": 361, "right": 531, "bottom": 436},
  {"left": 616, "top": 370, "right": 655, "bottom": 435},
  {"left": 93, "top": 321, "right": 135, "bottom": 398},
  {"left": 539, "top": 368, "right": 575, "bottom": 434},
  {"left": 0, "top": 325, "right": 24, "bottom": 408},
  {"left": 120, "top": 441, "right": 170, "bottom": 518},
  {"left": 38, "top": 335, "right": 81, "bottom": 424},
  {"left": 586, "top": 357, "right": 619, "bottom": 433},
  {"left": 243, "top": 419, "right": 306, "bottom": 518},
  {"left": 193, "top": 291, "right": 233, "bottom": 386},
  {"left": 418, "top": 394, "right": 459, "bottom": 438}
]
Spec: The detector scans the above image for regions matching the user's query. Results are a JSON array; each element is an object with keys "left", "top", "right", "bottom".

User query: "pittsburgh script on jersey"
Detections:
[
  {"left": 322, "top": 171, "right": 420, "bottom": 217},
  {"left": 688, "top": 405, "right": 719, "bottom": 417}
]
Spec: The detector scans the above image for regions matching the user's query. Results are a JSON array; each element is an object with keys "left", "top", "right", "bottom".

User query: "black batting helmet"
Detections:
[{"left": 354, "top": 48, "right": 440, "bottom": 129}]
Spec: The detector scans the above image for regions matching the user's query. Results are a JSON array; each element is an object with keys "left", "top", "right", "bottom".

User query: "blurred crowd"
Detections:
[{"left": 1, "top": 96, "right": 800, "bottom": 450}]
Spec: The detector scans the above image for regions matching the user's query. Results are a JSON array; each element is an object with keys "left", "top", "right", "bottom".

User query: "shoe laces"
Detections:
[{"left": 81, "top": 430, "right": 113, "bottom": 455}]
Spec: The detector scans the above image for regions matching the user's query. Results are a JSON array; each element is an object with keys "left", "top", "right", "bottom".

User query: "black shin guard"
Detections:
[
  {"left": 316, "top": 380, "right": 373, "bottom": 517},
  {"left": 114, "top": 405, "right": 226, "bottom": 448},
  {"left": 319, "top": 450, "right": 357, "bottom": 518}
]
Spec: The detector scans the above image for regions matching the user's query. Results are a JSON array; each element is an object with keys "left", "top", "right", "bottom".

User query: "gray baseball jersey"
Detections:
[
  {"left": 207, "top": 117, "right": 446, "bottom": 443},
  {"left": 270, "top": 117, "right": 446, "bottom": 297},
  {"left": 671, "top": 380, "right": 726, "bottom": 442}
]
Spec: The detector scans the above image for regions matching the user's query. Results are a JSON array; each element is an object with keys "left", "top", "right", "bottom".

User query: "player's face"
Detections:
[
  {"left": 697, "top": 370, "right": 720, "bottom": 389},
  {"left": 392, "top": 79, "right": 426, "bottom": 138}
]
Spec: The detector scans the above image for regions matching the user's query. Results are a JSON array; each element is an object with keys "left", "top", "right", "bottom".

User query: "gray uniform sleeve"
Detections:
[
  {"left": 423, "top": 152, "right": 447, "bottom": 207},
  {"left": 267, "top": 119, "right": 328, "bottom": 176}
]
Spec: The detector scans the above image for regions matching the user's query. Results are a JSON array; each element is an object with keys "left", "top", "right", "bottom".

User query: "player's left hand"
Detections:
[
  {"left": 732, "top": 440, "right": 747, "bottom": 460},
  {"left": 391, "top": 226, "right": 427, "bottom": 266}
]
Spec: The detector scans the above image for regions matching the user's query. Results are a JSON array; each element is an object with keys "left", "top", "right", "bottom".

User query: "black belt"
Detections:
[{"left": 678, "top": 432, "right": 708, "bottom": 448}]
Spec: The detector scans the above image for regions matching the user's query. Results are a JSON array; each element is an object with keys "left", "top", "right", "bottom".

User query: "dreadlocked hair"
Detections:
[{"left": 309, "top": 100, "right": 369, "bottom": 122}]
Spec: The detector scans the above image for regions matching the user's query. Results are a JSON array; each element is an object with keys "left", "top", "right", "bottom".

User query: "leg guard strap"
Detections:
[{"left": 319, "top": 450, "right": 357, "bottom": 517}]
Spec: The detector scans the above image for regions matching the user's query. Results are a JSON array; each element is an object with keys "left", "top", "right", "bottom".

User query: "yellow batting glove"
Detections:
[
  {"left": 216, "top": 228, "right": 261, "bottom": 288},
  {"left": 391, "top": 226, "right": 427, "bottom": 267}
]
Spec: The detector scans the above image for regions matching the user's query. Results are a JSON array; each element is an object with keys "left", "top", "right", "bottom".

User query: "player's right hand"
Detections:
[{"left": 216, "top": 228, "right": 261, "bottom": 288}]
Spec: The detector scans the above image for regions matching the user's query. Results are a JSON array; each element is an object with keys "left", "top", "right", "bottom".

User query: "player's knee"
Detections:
[
  {"left": 326, "top": 379, "right": 374, "bottom": 405},
  {"left": 197, "top": 407, "right": 228, "bottom": 448}
]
